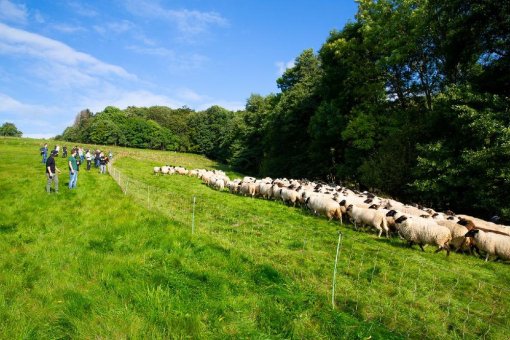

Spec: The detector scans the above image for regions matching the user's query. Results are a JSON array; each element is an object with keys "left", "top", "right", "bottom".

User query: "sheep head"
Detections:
[
  {"left": 464, "top": 229, "right": 479, "bottom": 238},
  {"left": 386, "top": 210, "right": 398, "bottom": 217},
  {"left": 394, "top": 215, "right": 408, "bottom": 224}
]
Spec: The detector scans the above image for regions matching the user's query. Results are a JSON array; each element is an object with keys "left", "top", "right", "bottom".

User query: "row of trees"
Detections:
[{"left": 60, "top": 0, "right": 509, "bottom": 219}]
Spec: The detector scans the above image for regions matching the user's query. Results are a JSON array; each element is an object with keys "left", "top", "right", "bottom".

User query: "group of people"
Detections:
[{"left": 42, "top": 143, "right": 113, "bottom": 193}]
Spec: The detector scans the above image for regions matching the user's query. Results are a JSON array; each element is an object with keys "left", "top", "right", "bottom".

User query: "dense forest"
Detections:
[{"left": 59, "top": 0, "right": 509, "bottom": 219}]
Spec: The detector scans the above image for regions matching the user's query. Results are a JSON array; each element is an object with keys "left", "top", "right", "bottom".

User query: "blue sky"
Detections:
[{"left": 0, "top": 0, "right": 358, "bottom": 138}]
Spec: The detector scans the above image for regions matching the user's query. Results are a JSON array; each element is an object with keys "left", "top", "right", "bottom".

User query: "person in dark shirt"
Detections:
[
  {"left": 62, "top": 145, "right": 67, "bottom": 158},
  {"left": 45, "top": 150, "right": 61, "bottom": 193},
  {"left": 95, "top": 149, "right": 101, "bottom": 168},
  {"left": 99, "top": 152, "right": 108, "bottom": 174}
]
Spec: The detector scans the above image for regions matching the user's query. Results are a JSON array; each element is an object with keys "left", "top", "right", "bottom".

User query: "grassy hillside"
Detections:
[{"left": 1, "top": 137, "right": 509, "bottom": 339}]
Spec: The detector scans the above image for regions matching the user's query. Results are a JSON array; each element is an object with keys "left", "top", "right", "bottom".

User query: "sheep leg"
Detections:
[
  {"left": 485, "top": 253, "right": 490, "bottom": 262},
  {"left": 445, "top": 244, "right": 451, "bottom": 256},
  {"left": 492, "top": 257, "right": 501, "bottom": 262},
  {"left": 419, "top": 244, "right": 426, "bottom": 252},
  {"left": 377, "top": 229, "right": 382, "bottom": 238},
  {"left": 408, "top": 241, "right": 414, "bottom": 248}
]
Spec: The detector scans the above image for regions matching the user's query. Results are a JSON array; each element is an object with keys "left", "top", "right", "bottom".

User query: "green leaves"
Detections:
[{"left": 0, "top": 122, "right": 22, "bottom": 137}]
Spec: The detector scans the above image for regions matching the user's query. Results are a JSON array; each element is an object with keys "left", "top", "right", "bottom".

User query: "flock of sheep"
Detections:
[{"left": 154, "top": 165, "right": 510, "bottom": 263}]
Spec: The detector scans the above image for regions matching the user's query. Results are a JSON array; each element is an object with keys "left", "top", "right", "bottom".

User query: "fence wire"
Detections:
[{"left": 107, "top": 162, "right": 510, "bottom": 340}]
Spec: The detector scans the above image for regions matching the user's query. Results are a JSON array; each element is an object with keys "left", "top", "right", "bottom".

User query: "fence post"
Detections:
[
  {"left": 332, "top": 231, "right": 343, "bottom": 310},
  {"left": 192, "top": 196, "right": 196, "bottom": 234},
  {"left": 125, "top": 178, "right": 129, "bottom": 195}
]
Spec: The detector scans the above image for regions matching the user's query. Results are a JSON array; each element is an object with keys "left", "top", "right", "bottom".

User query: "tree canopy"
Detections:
[{"left": 0, "top": 122, "right": 22, "bottom": 137}]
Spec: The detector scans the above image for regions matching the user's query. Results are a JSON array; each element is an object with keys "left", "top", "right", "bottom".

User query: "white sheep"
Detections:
[
  {"left": 259, "top": 182, "right": 274, "bottom": 199},
  {"left": 346, "top": 204, "right": 389, "bottom": 238},
  {"left": 153, "top": 166, "right": 161, "bottom": 175},
  {"left": 281, "top": 186, "right": 302, "bottom": 207},
  {"left": 175, "top": 167, "right": 188, "bottom": 175},
  {"left": 436, "top": 220, "right": 473, "bottom": 254},
  {"left": 161, "top": 165, "right": 170, "bottom": 175},
  {"left": 464, "top": 229, "right": 510, "bottom": 262},
  {"left": 305, "top": 196, "right": 342, "bottom": 223},
  {"left": 394, "top": 215, "right": 452, "bottom": 255}
]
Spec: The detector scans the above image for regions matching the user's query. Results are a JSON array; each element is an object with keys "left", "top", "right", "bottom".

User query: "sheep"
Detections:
[
  {"left": 188, "top": 169, "right": 199, "bottom": 177},
  {"left": 272, "top": 184, "right": 283, "bottom": 201},
  {"left": 259, "top": 182, "right": 274, "bottom": 200},
  {"left": 161, "top": 165, "right": 170, "bottom": 175},
  {"left": 436, "top": 220, "right": 473, "bottom": 254},
  {"left": 395, "top": 205, "right": 431, "bottom": 218},
  {"left": 394, "top": 215, "right": 452, "bottom": 255},
  {"left": 175, "top": 167, "right": 188, "bottom": 175},
  {"left": 346, "top": 204, "right": 389, "bottom": 238},
  {"left": 305, "top": 196, "right": 343, "bottom": 223},
  {"left": 281, "top": 186, "right": 302, "bottom": 207},
  {"left": 368, "top": 204, "right": 397, "bottom": 234},
  {"left": 212, "top": 177, "right": 225, "bottom": 191},
  {"left": 240, "top": 182, "right": 257, "bottom": 198},
  {"left": 457, "top": 218, "right": 510, "bottom": 237},
  {"left": 153, "top": 166, "right": 161, "bottom": 175},
  {"left": 457, "top": 215, "right": 510, "bottom": 235},
  {"left": 202, "top": 172, "right": 212, "bottom": 185},
  {"left": 464, "top": 229, "right": 510, "bottom": 262}
]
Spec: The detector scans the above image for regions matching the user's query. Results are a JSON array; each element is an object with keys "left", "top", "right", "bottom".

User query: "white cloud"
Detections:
[
  {"left": 0, "top": 92, "right": 69, "bottom": 135},
  {"left": 126, "top": 45, "right": 175, "bottom": 57},
  {"left": 33, "top": 9, "right": 44, "bottom": 23},
  {"left": 133, "top": 32, "right": 156, "bottom": 46},
  {"left": 0, "top": 22, "right": 136, "bottom": 80},
  {"left": 124, "top": 0, "right": 228, "bottom": 38},
  {"left": 94, "top": 20, "right": 135, "bottom": 36},
  {"left": 174, "top": 88, "right": 208, "bottom": 102},
  {"left": 275, "top": 59, "right": 295, "bottom": 76},
  {"left": 197, "top": 100, "right": 245, "bottom": 112},
  {"left": 52, "top": 23, "right": 87, "bottom": 34},
  {"left": 126, "top": 45, "right": 208, "bottom": 71},
  {"left": 0, "top": 0, "right": 28, "bottom": 25},
  {"left": 68, "top": 1, "right": 98, "bottom": 17}
]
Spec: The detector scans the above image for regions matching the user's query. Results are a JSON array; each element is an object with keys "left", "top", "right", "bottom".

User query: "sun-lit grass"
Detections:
[{"left": 1, "top": 136, "right": 509, "bottom": 339}]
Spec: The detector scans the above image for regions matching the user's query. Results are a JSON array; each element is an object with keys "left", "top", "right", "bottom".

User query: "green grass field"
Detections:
[{"left": 1, "top": 137, "right": 509, "bottom": 339}]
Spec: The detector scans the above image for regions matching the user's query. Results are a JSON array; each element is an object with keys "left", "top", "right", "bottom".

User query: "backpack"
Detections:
[{"left": 40, "top": 147, "right": 44, "bottom": 155}]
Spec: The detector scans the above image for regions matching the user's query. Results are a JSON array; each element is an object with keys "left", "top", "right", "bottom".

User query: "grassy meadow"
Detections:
[{"left": 1, "top": 137, "right": 509, "bottom": 339}]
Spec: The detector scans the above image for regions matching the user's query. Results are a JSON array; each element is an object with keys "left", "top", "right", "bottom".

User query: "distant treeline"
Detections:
[{"left": 60, "top": 0, "right": 509, "bottom": 219}]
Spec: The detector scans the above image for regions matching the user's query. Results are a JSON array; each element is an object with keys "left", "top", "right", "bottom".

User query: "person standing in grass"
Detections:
[
  {"left": 94, "top": 149, "right": 100, "bottom": 168},
  {"left": 109, "top": 150, "right": 113, "bottom": 160},
  {"left": 85, "top": 149, "right": 92, "bottom": 171},
  {"left": 99, "top": 152, "right": 107, "bottom": 174},
  {"left": 78, "top": 147, "right": 84, "bottom": 162},
  {"left": 68, "top": 148, "right": 78, "bottom": 189},
  {"left": 62, "top": 145, "right": 67, "bottom": 158},
  {"left": 41, "top": 143, "right": 48, "bottom": 163},
  {"left": 45, "top": 149, "right": 61, "bottom": 193}
]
